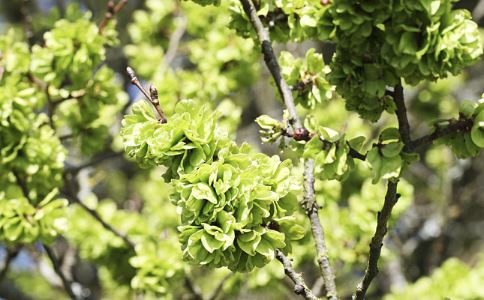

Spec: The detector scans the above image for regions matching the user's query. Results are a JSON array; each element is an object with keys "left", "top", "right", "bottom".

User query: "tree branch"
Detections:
[
  {"left": 126, "top": 67, "right": 167, "bottom": 123},
  {"left": 98, "top": 0, "right": 127, "bottom": 34},
  {"left": 275, "top": 250, "right": 319, "bottom": 300},
  {"left": 64, "top": 151, "right": 123, "bottom": 175},
  {"left": 184, "top": 276, "right": 203, "bottom": 300},
  {"left": 353, "top": 180, "right": 400, "bottom": 300},
  {"left": 63, "top": 173, "right": 136, "bottom": 249},
  {"left": 43, "top": 244, "right": 78, "bottom": 300},
  {"left": 282, "top": 129, "right": 366, "bottom": 161},
  {"left": 239, "top": 0, "right": 301, "bottom": 129},
  {"left": 74, "top": 198, "right": 136, "bottom": 249},
  {"left": 164, "top": 12, "right": 187, "bottom": 66},
  {"left": 0, "top": 246, "right": 21, "bottom": 282},
  {"left": 410, "top": 117, "right": 474, "bottom": 150},
  {"left": 302, "top": 160, "right": 337, "bottom": 300},
  {"left": 393, "top": 83, "right": 411, "bottom": 149},
  {"left": 207, "top": 273, "right": 233, "bottom": 300}
]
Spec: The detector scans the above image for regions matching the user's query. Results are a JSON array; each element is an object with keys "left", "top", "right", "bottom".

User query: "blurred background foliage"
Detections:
[{"left": 0, "top": 0, "right": 483, "bottom": 299}]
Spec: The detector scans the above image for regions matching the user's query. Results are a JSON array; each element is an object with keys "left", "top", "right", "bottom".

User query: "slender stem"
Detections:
[
  {"left": 302, "top": 160, "right": 338, "bottom": 300},
  {"left": 63, "top": 173, "right": 136, "bottom": 249},
  {"left": 411, "top": 117, "right": 474, "bottom": 150},
  {"left": 98, "top": 0, "right": 127, "bottom": 34},
  {"left": 282, "top": 129, "right": 366, "bottom": 161},
  {"left": 126, "top": 67, "right": 167, "bottom": 123},
  {"left": 43, "top": 244, "right": 78, "bottom": 300},
  {"left": 184, "top": 277, "right": 203, "bottom": 300},
  {"left": 75, "top": 199, "right": 136, "bottom": 249},
  {"left": 164, "top": 13, "right": 187, "bottom": 66},
  {"left": 207, "top": 273, "right": 233, "bottom": 300},
  {"left": 275, "top": 250, "right": 319, "bottom": 300},
  {"left": 353, "top": 180, "right": 400, "bottom": 300},
  {"left": 393, "top": 83, "right": 411, "bottom": 149},
  {"left": 0, "top": 247, "right": 21, "bottom": 282},
  {"left": 64, "top": 151, "right": 122, "bottom": 175},
  {"left": 239, "top": 0, "right": 301, "bottom": 129},
  {"left": 98, "top": 1, "right": 115, "bottom": 34},
  {"left": 113, "top": 0, "right": 127, "bottom": 14}
]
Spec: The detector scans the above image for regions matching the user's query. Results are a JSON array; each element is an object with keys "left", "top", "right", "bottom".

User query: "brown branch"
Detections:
[
  {"left": 282, "top": 129, "right": 366, "bottom": 161},
  {"left": 126, "top": 67, "right": 167, "bottom": 123},
  {"left": 353, "top": 180, "right": 400, "bottom": 300},
  {"left": 74, "top": 198, "right": 135, "bottom": 249},
  {"left": 275, "top": 250, "right": 319, "bottom": 300},
  {"left": 64, "top": 151, "right": 123, "bottom": 175},
  {"left": 63, "top": 173, "right": 136, "bottom": 249},
  {"left": 184, "top": 277, "right": 203, "bottom": 300},
  {"left": 302, "top": 160, "right": 337, "bottom": 300},
  {"left": 0, "top": 246, "right": 21, "bottom": 282},
  {"left": 43, "top": 244, "right": 78, "bottom": 300},
  {"left": 207, "top": 273, "right": 233, "bottom": 300},
  {"left": 393, "top": 83, "right": 411, "bottom": 149},
  {"left": 164, "top": 13, "right": 187, "bottom": 66},
  {"left": 98, "top": 0, "right": 127, "bottom": 34},
  {"left": 410, "top": 117, "right": 474, "bottom": 150},
  {"left": 113, "top": 0, "right": 128, "bottom": 14},
  {"left": 239, "top": 0, "right": 301, "bottom": 129}
]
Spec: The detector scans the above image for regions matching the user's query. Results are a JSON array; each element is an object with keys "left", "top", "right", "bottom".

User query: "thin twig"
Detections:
[
  {"left": 113, "top": 0, "right": 128, "bottom": 14},
  {"left": 282, "top": 129, "right": 366, "bottom": 161},
  {"left": 98, "top": 0, "right": 127, "bottom": 34},
  {"left": 164, "top": 13, "right": 187, "bottom": 66},
  {"left": 239, "top": 0, "right": 301, "bottom": 129},
  {"left": 98, "top": 1, "right": 115, "bottom": 34},
  {"left": 393, "top": 83, "right": 411, "bottom": 149},
  {"left": 75, "top": 198, "right": 135, "bottom": 249},
  {"left": 353, "top": 180, "right": 400, "bottom": 300},
  {"left": 0, "top": 247, "right": 21, "bottom": 282},
  {"left": 207, "top": 273, "right": 233, "bottom": 300},
  {"left": 43, "top": 244, "right": 78, "bottom": 300},
  {"left": 64, "top": 151, "right": 123, "bottom": 175},
  {"left": 410, "top": 117, "right": 474, "bottom": 150},
  {"left": 275, "top": 250, "right": 319, "bottom": 300},
  {"left": 302, "top": 160, "right": 338, "bottom": 300},
  {"left": 126, "top": 67, "right": 167, "bottom": 123},
  {"left": 184, "top": 277, "right": 203, "bottom": 300},
  {"left": 63, "top": 173, "right": 136, "bottom": 249}
]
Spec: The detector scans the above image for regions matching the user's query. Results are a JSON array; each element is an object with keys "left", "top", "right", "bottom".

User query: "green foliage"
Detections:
[
  {"left": 385, "top": 257, "right": 484, "bottom": 300},
  {"left": 280, "top": 48, "right": 333, "bottom": 109},
  {"left": 122, "top": 100, "right": 223, "bottom": 177},
  {"left": 122, "top": 99, "right": 304, "bottom": 272},
  {"left": 322, "top": 0, "right": 482, "bottom": 121},
  {"left": 367, "top": 128, "right": 405, "bottom": 183},
  {"left": 126, "top": 0, "right": 259, "bottom": 116},
  {"left": 130, "top": 239, "right": 184, "bottom": 296},
  {"left": 320, "top": 176, "right": 413, "bottom": 265},
  {"left": 30, "top": 16, "right": 126, "bottom": 155},
  {"left": 303, "top": 128, "right": 353, "bottom": 181},
  {"left": 382, "top": 3, "right": 482, "bottom": 84},
  {"left": 2, "top": 0, "right": 484, "bottom": 298},
  {"left": 0, "top": 31, "right": 67, "bottom": 243},
  {"left": 439, "top": 99, "right": 484, "bottom": 158},
  {"left": 229, "top": 0, "right": 329, "bottom": 42},
  {"left": 66, "top": 199, "right": 140, "bottom": 284}
]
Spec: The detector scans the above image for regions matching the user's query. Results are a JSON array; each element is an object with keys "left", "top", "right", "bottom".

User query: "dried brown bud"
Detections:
[{"left": 149, "top": 84, "right": 159, "bottom": 104}]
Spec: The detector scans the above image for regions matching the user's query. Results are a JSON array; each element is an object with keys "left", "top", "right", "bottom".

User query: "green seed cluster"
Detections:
[
  {"left": 324, "top": 0, "right": 482, "bottom": 121},
  {"left": 122, "top": 100, "right": 304, "bottom": 272}
]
